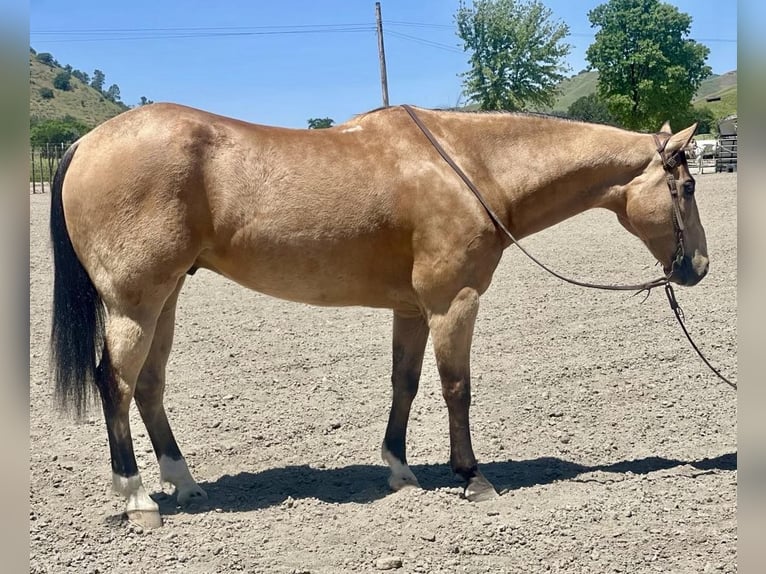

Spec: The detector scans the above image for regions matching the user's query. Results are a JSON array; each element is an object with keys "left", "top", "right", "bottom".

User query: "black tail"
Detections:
[{"left": 50, "top": 142, "right": 106, "bottom": 418}]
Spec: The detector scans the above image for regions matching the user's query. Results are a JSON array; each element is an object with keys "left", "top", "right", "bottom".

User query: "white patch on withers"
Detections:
[
  {"left": 340, "top": 125, "right": 363, "bottom": 133},
  {"left": 112, "top": 472, "right": 158, "bottom": 513},
  {"left": 159, "top": 455, "right": 208, "bottom": 506},
  {"left": 381, "top": 443, "right": 421, "bottom": 491}
]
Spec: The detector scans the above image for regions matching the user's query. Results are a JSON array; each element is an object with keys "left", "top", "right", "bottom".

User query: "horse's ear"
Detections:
[
  {"left": 659, "top": 120, "right": 672, "bottom": 133},
  {"left": 665, "top": 123, "right": 698, "bottom": 155}
]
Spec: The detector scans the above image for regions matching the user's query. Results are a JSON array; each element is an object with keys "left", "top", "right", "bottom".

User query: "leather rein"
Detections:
[{"left": 401, "top": 104, "right": 735, "bottom": 390}]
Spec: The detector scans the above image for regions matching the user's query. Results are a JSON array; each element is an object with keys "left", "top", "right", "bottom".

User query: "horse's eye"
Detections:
[{"left": 683, "top": 181, "right": 695, "bottom": 196}]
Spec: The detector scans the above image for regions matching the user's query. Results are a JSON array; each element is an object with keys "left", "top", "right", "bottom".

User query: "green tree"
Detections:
[
  {"left": 35, "top": 52, "right": 57, "bottom": 66},
  {"left": 105, "top": 83, "right": 121, "bottom": 103},
  {"left": 71, "top": 69, "right": 90, "bottom": 84},
  {"left": 39, "top": 87, "right": 54, "bottom": 100},
  {"left": 53, "top": 71, "right": 72, "bottom": 91},
  {"left": 307, "top": 117, "right": 335, "bottom": 129},
  {"left": 455, "top": 0, "right": 571, "bottom": 111},
  {"left": 586, "top": 0, "right": 711, "bottom": 130},
  {"left": 30, "top": 118, "right": 90, "bottom": 146},
  {"left": 139, "top": 96, "right": 155, "bottom": 106},
  {"left": 90, "top": 69, "right": 105, "bottom": 92},
  {"left": 678, "top": 105, "right": 716, "bottom": 135},
  {"left": 566, "top": 92, "right": 615, "bottom": 125}
]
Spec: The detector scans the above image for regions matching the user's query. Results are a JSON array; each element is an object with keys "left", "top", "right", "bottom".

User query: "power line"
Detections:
[
  {"left": 30, "top": 24, "right": 376, "bottom": 43},
  {"left": 32, "top": 23, "right": 375, "bottom": 34},
  {"left": 387, "top": 20, "right": 454, "bottom": 30},
  {"left": 30, "top": 20, "right": 736, "bottom": 45},
  {"left": 386, "top": 30, "right": 463, "bottom": 54}
]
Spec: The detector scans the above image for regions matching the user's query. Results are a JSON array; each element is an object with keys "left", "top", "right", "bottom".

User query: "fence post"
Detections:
[
  {"left": 29, "top": 142, "right": 74, "bottom": 193},
  {"left": 38, "top": 147, "right": 45, "bottom": 192},
  {"left": 30, "top": 146, "right": 36, "bottom": 194}
]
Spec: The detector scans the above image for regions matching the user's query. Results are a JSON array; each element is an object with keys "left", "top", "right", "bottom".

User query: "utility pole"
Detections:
[{"left": 375, "top": 2, "right": 390, "bottom": 107}]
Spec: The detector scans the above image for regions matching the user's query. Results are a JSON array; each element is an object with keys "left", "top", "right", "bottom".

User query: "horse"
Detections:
[{"left": 49, "top": 103, "right": 707, "bottom": 528}]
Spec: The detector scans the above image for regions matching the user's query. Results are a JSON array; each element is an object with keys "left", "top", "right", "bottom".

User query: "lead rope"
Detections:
[
  {"left": 664, "top": 284, "right": 736, "bottom": 389},
  {"left": 402, "top": 104, "right": 736, "bottom": 390}
]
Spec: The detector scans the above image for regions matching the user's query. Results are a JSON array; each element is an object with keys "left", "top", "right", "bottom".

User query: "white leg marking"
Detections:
[
  {"left": 159, "top": 455, "right": 207, "bottom": 506},
  {"left": 381, "top": 443, "right": 421, "bottom": 490},
  {"left": 112, "top": 472, "right": 158, "bottom": 513}
]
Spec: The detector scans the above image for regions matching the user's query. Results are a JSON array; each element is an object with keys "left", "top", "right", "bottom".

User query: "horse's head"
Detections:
[{"left": 618, "top": 122, "right": 709, "bottom": 286}]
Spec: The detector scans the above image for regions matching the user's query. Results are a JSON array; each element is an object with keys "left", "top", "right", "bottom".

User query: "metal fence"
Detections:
[{"left": 30, "top": 142, "right": 72, "bottom": 193}]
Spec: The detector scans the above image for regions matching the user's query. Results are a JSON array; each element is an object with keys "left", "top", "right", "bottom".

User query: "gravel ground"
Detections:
[{"left": 30, "top": 172, "right": 737, "bottom": 574}]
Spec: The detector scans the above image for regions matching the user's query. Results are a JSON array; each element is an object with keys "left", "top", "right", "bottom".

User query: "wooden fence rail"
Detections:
[{"left": 30, "top": 142, "right": 72, "bottom": 194}]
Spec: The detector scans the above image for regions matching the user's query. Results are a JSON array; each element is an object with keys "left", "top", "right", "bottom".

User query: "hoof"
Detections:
[
  {"left": 463, "top": 474, "right": 499, "bottom": 502},
  {"left": 126, "top": 509, "right": 163, "bottom": 529},
  {"left": 388, "top": 473, "right": 421, "bottom": 492},
  {"left": 381, "top": 444, "right": 421, "bottom": 492},
  {"left": 177, "top": 486, "right": 208, "bottom": 507}
]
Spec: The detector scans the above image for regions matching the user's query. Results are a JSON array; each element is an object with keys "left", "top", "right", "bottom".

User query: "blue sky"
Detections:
[{"left": 29, "top": 0, "right": 737, "bottom": 128}]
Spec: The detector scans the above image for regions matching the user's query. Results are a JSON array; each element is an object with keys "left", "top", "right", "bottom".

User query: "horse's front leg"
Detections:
[
  {"left": 381, "top": 311, "right": 430, "bottom": 490},
  {"left": 429, "top": 287, "right": 499, "bottom": 502}
]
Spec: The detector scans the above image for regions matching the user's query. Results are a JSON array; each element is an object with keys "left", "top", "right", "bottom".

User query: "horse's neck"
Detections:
[{"left": 460, "top": 115, "right": 648, "bottom": 239}]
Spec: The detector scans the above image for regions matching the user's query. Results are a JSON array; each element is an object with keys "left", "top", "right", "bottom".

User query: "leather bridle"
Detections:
[
  {"left": 402, "top": 104, "right": 735, "bottom": 389},
  {"left": 652, "top": 132, "right": 687, "bottom": 278}
]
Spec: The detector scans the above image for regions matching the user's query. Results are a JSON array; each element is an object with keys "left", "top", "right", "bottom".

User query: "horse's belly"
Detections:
[{"left": 198, "top": 240, "right": 416, "bottom": 310}]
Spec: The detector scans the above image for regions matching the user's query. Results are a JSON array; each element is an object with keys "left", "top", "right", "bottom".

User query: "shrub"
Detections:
[
  {"left": 39, "top": 87, "right": 54, "bottom": 100},
  {"left": 30, "top": 118, "right": 90, "bottom": 146},
  {"left": 53, "top": 72, "right": 72, "bottom": 91},
  {"left": 35, "top": 52, "right": 57, "bottom": 66}
]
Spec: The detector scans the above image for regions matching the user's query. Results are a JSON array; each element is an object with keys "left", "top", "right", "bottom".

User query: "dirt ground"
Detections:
[{"left": 29, "top": 173, "right": 737, "bottom": 574}]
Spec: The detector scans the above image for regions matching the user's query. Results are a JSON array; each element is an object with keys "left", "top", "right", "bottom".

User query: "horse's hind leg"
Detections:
[
  {"left": 381, "top": 312, "right": 430, "bottom": 490},
  {"left": 428, "top": 287, "right": 498, "bottom": 502},
  {"left": 133, "top": 276, "right": 207, "bottom": 507},
  {"left": 97, "top": 309, "right": 164, "bottom": 528}
]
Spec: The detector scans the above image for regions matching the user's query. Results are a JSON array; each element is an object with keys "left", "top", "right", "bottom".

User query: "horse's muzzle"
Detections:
[{"left": 668, "top": 255, "right": 709, "bottom": 286}]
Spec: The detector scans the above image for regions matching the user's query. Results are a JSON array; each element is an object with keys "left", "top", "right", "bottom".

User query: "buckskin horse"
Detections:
[{"left": 49, "top": 103, "right": 707, "bottom": 528}]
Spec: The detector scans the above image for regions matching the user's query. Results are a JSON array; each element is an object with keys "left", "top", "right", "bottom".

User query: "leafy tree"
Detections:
[
  {"left": 35, "top": 52, "right": 57, "bottom": 66},
  {"left": 30, "top": 118, "right": 90, "bottom": 146},
  {"left": 676, "top": 105, "right": 716, "bottom": 135},
  {"left": 105, "top": 84, "right": 121, "bottom": 103},
  {"left": 566, "top": 92, "right": 615, "bottom": 125},
  {"left": 90, "top": 69, "right": 105, "bottom": 92},
  {"left": 139, "top": 96, "right": 155, "bottom": 106},
  {"left": 455, "top": 0, "right": 571, "bottom": 111},
  {"left": 53, "top": 71, "right": 72, "bottom": 91},
  {"left": 586, "top": 0, "right": 711, "bottom": 130},
  {"left": 39, "top": 87, "right": 54, "bottom": 100},
  {"left": 71, "top": 69, "right": 90, "bottom": 84},
  {"left": 307, "top": 117, "right": 335, "bottom": 129}
]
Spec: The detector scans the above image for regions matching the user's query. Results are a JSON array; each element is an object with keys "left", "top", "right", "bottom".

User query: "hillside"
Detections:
[
  {"left": 694, "top": 85, "right": 737, "bottom": 122},
  {"left": 29, "top": 52, "right": 128, "bottom": 127},
  {"left": 551, "top": 69, "right": 737, "bottom": 117},
  {"left": 552, "top": 70, "right": 599, "bottom": 112},
  {"left": 692, "top": 70, "right": 738, "bottom": 102}
]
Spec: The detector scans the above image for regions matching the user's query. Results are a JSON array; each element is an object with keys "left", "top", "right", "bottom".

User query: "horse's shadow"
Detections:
[{"left": 151, "top": 451, "right": 736, "bottom": 516}]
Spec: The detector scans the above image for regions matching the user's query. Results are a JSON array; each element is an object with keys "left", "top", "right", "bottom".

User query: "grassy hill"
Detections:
[
  {"left": 692, "top": 70, "right": 737, "bottom": 102},
  {"left": 551, "top": 69, "right": 737, "bottom": 118},
  {"left": 691, "top": 70, "right": 737, "bottom": 122},
  {"left": 29, "top": 52, "right": 128, "bottom": 127},
  {"left": 552, "top": 70, "right": 599, "bottom": 112}
]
